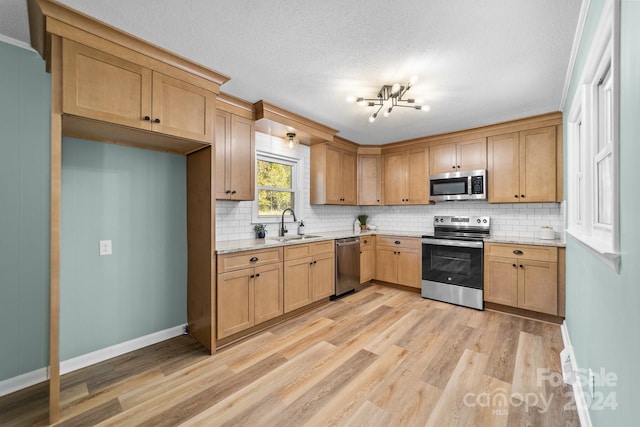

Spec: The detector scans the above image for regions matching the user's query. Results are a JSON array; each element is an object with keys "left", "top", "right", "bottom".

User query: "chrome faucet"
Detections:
[{"left": 280, "top": 208, "right": 297, "bottom": 236}]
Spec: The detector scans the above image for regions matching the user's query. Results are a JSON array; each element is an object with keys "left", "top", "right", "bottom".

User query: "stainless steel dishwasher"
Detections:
[{"left": 334, "top": 237, "right": 360, "bottom": 297}]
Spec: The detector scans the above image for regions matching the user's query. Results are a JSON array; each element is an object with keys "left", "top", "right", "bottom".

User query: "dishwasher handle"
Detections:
[{"left": 336, "top": 237, "right": 360, "bottom": 247}]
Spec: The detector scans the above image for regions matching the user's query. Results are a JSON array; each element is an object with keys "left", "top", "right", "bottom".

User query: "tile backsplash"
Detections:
[{"left": 216, "top": 133, "right": 564, "bottom": 241}]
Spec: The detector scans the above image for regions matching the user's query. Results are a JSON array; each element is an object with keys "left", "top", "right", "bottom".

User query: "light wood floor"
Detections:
[{"left": 1, "top": 284, "right": 580, "bottom": 426}]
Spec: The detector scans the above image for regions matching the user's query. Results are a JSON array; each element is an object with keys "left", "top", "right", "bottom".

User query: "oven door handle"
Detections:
[{"left": 421, "top": 238, "right": 484, "bottom": 248}]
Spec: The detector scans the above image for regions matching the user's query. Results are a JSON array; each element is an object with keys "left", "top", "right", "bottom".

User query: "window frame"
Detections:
[
  {"left": 252, "top": 150, "right": 303, "bottom": 225},
  {"left": 566, "top": 0, "right": 620, "bottom": 272}
]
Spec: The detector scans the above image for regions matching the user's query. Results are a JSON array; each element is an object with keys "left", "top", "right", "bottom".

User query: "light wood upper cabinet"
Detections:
[
  {"left": 430, "top": 138, "right": 487, "bottom": 175},
  {"left": 215, "top": 111, "right": 255, "bottom": 200},
  {"left": 62, "top": 39, "right": 216, "bottom": 145},
  {"left": 382, "top": 148, "right": 429, "bottom": 205},
  {"left": 488, "top": 126, "right": 557, "bottom": 203},
  {"left": 357, "top": 154, "right": 381, "bottom": 205},
  {"left": 311, "top": 144, "right": 357, "bottom": 205}
]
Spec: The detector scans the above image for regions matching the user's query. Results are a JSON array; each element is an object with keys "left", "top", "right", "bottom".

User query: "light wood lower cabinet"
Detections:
[
  {"left": 216, "top": 248, "right": 283, "bottom": 339},
  {"left": 360, "top": 236, "right": 376, "bottom": 284},
  {"left": 284, "top": 241, "right": 335, "bottom": 312},
  {"left": 484, "top": 243, "right": 559, "bottom": 315},
  {"left": 375, "top": 236, "right": 421, "bottom": 288}
]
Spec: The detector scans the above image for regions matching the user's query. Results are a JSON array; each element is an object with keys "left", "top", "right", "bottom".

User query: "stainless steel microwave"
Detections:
[{"left": 429, "top": 169, "right": 487, "bottom": 202}]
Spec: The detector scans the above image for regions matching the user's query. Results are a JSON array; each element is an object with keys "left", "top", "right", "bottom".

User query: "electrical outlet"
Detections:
[{"left": 99, "top": 240, "right": 112, "bottom": 256}]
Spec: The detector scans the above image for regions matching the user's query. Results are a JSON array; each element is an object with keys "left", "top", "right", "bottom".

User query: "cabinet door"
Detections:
[
  {"left": 325, "top": 146, "right": 343, "bottom": 204},
  {"left": 217, "top": 269, "right": 254, "bottom": 339},
  {"left": 228, "top": 115, "right": 255, "bottom": 201},
  {"left": 341, "top": 151, "right": 358, "bottom": 205},
  {"left": 151, "top": 72, "right": 215, "bottom": 144},
  {"left": 397, "top": 249, "right": 422, "bottom": 288},
  {"left": 429, "top": 142, "right": 457, "bottom": 174},
  {"left": 284, "top": 257, "right": 313, "bottom": 313},
  {"left": 360, "top": 246, "right": 374, "bottom": 284},
  {"left": 254, "top": 263, "right": 283, "bottom": 325},
  {"left": 457, "top": 138, "right": 487, "bottom": 171},
  {"left": 312, "top": 252, "right": 335, "bottom": 301},
  {"left": 519, "top": 127, "right": 556, "bottom": 202},
  {"left": 488, "top": 133, "right": 520, "bottom": 203},
  {"left": 406, "top": 149, "right": 429, "bottom": 204},
  {"left": 517, "top": 260, "right": 558, "bottom": 315},
  {"left": 358, "top": 154, "right": 381, "bottom": 205},
  {"left": 375, "top": 246, "right": 398, "bottom": 283},
  {"left": 62, "top": 39, "right": 151, "bottom": 130},
  {"left": 484, "top": 256, "right": 518, "bottom": 307},
  {"left": 382, "top": 152, "right": 406, "bottom": 205},
  {"left": 215, "top": 111, "right": 231, "bottom": 199}
]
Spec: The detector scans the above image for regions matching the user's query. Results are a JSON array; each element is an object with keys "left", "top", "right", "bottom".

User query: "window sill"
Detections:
[{"left": 565, "top": 229, "right": 620, "bottom": 273}]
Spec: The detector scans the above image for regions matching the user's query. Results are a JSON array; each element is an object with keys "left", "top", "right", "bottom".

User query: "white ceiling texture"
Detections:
[{"left": 0, "top": 0, "right": 582, "bottom": 145}]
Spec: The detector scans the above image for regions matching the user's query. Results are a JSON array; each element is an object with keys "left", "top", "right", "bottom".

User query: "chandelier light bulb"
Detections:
[
  {"left": 383, "top": 107, "right": 392, "bottom": 117},
  {"left": 391, "top": 83, "right": 401, "bottom": 94},
  {"left": 421, "top": 105, "right": 432, "bottom": 112},
  {"left": 409, "top": 75, "right": 418, "bottom": 85},
  {"left": 357, "top": 98, "right": 366, "bottom": 106},
  {"left": 346, "top": 95, "right": 356, "bottom": 103},
  {"left": 368, "top": 113, "right": 377, "bottom": 123}
]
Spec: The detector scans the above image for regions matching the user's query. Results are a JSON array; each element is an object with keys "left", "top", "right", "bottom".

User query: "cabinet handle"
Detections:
[
  {"left": 310, "top": 262, "right": 314, "bottom": 265},
  {"left": 452, "top": 166, "right": 456, "bottom": 169},
  {"left": 521, "top": 194, "right": 526, "bottom": 198},
  {"left": 225, "top": 190, "right": 231, "bottom": 194},
  {"left": 364, "top": 240, "right": 368, "bottom": 244},
  {"left": 153, "top": 118, "right": 161, "bottom": 124},
  {"left": 231, "top": 190, "right": 237, "bottom": 195},
  {"left": 377, "top": 199, "right": 380, "bottom": 202},
  {"left": 250, "top": 274, "right": 255, "bottom": 278},
  {"left": 395, "top": 241, "right": 401, "bottom": 245},
  {"left": 514, "top": 195, "right": 519, "bottom": 198},
  {"left": 143, "top": 116, "right": 151, "bottom": 121},
  {"left": 457, "top": 165, "right": 461, "bottom": 168},
  {"left": 512, "top": 264, "right": 517, "bottom": 267},
  {"left": 314, "top": 261, "right": 317, "bottom": 264},
  {"left": 255, "top": 273, "right": 260, "bottom": 277},
  {"left": 519, "top": 265, "right": 524, "bottom": 269},
  {"left": 250, "top": 257, "right": 259, "bottom": 262},
  {"left": 513, "top": 250, "right": 523, "bottom": 255}
]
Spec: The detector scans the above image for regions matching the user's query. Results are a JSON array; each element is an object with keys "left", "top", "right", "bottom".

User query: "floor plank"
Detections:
[{"left": 0, "top": 284, "right": 580, "bottom": 427}]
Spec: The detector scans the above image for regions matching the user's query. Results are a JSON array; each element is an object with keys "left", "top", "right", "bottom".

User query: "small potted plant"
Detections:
[
  {"left": 358, "top": 215, "right": 368, "bottom": 231},
  {"left": 254, "top": 223, "right": 267, "bottom": 239}
]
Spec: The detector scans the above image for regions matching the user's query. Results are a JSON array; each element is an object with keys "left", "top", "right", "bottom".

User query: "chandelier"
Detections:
[{"left": 347, "top": 78, "right": 431, "bottom": 123}]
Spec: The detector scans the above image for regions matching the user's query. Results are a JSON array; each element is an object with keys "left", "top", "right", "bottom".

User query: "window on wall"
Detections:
[
  {"left": 566, "top": 0, "right": 619, "bottom": 272},
  {"left": 253, "top": 152, "right": 301, "bottom": 223}
]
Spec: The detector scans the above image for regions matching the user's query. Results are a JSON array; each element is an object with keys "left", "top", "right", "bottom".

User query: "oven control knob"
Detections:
[
  {"left": 435, "top": 218, "right": 439, "bottom": 223},
  {"left": 476, "top": 218, "right": 481, "bottom": 223},
  {"left": 483, "top": 219, "right": 487, "bottom": 223}
]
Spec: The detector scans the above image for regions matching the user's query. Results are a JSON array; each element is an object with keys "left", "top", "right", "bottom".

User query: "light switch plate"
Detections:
[{"left": 99, "top": 240, "right": 112, "bottom": 256}]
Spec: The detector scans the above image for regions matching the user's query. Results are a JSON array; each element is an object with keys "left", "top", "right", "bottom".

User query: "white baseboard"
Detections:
[
  {"left": 0, "top": 324, "right": 186, "bottom": 397},
  {"left": 561, "top": 321, "right": 592, "bottom": 427}
]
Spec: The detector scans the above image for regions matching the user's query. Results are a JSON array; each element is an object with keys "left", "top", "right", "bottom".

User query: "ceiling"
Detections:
[{"left": 1, "top": 0, "right": 582, "bottom": 145}]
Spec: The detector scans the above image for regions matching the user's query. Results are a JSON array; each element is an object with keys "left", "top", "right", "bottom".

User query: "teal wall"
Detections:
[
  {"left": 60, "top": 138, "right": 187, "bottom": 360},
  {"left": 0, "top": 40, "right": 188, "bottom": 381},
  {"left": 563, "top": 1, "right": 640, "bottom": 426},
  {"left": 0, "top": 42, "right": 51, "bottom": 381}
]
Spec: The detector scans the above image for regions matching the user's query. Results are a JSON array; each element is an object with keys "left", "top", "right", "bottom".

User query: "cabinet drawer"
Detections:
[
  {"left": 376, "top": 236, "right": 421, "bottom": 250},
  {"left": 217, "top": 247, "right": 283, "bottom": 273},
  {"left": 485, "top": 243, "right": 558, "bottom": 262},
  {"left": 360, "top": 236, "right": 376, "bottom": 248},
  {"left": 284, "top": 240, "right": 334, "bottom": 260}
]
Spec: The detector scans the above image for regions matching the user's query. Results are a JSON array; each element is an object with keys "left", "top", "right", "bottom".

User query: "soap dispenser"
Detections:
[
  {"left": 298, "top": 220, "right": 306, "bottom": 235},
  {"left": 353, "top": 218, "right": 361, "bottom": 233}
]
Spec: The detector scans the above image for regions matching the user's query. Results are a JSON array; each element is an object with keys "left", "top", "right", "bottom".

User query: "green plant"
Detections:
[
  {"left": 254, "top": 223, "right": 267, "bottom": 233},
  {"left": 357, "top": 215, "right": 368, "bottom": 225}
]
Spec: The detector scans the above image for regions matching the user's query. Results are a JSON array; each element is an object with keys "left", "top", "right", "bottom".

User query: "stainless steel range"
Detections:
[{"left": 421, "top": 216, "right": 490, "bottom": 310}]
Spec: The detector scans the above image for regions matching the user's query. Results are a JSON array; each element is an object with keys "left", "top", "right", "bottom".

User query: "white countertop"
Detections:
[
  {"left": 215, "top": 229, "right": 423, "bottom": 254},
  {"left": 215, "top": 230, "right": 566, "bottom": 254}
]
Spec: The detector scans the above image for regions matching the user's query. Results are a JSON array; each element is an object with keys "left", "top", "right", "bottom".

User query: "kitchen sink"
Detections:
[{"left": 268, "top": 234, "right": 321, "bottom": 242}]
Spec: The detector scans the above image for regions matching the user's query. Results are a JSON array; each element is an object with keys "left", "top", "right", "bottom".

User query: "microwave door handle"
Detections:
[{"left": 468, "top": 176, "right": 473, "bottom": 195}]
